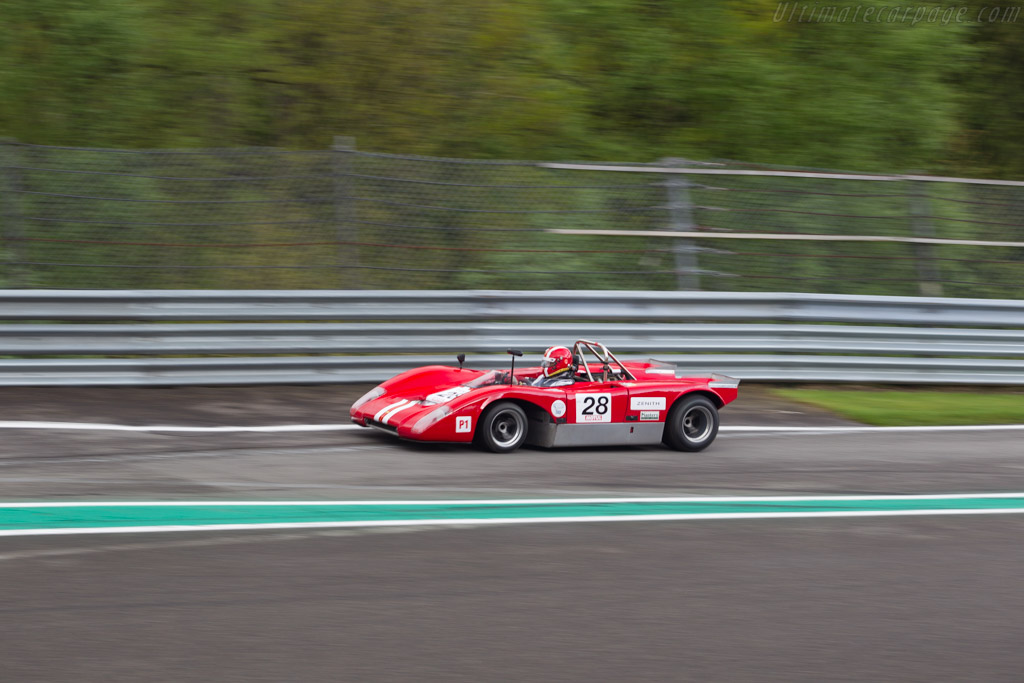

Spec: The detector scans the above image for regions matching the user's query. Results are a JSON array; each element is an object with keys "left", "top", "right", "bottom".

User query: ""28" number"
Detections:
[{"left": 580, "top": 395, "right": 609, "bottom": 416}]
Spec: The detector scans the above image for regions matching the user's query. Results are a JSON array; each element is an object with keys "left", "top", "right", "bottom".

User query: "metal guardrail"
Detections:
[
  {"left": 2, "top": 355, "right": 1023, "bottom": 387},
  {"left": 1, "top": 290, "right": 1023, "bottom": 386},
  {"left": 4, "top": 289, "right": 1024, "bottom": 324},
  {"left": 3, "top": 323, "right": 1024, "bottom": 357}
]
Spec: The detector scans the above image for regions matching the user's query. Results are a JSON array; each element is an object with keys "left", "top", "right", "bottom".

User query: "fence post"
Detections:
[
  {"left": 907, "top": 178, "right": 943, "bottom": 297},
  {"left": 0, "top": 139, "right": 25, "bottom": 288},
  {"left": 332, "top": 136, "right": 359, "bottom": 288},
  {"left": 662, "top": 158, "right": 700, "bottom": 290}
]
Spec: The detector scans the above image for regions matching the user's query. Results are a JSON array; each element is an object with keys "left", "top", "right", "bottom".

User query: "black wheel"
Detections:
[
  {"left": 663, "top": 395, "right": 720, "bottom": 452},
  {"left": 475, "top": 401, "right": 528, "bottom": 453}
]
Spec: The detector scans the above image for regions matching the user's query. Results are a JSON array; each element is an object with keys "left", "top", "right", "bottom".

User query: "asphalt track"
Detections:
[{"left": 1, "top": 385, "right": 1024, "bottom": 682}]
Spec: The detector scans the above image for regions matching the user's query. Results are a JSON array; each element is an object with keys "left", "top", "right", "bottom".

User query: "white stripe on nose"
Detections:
[
  {"left": 381, "top": 401, "right": 417, "bottom": 425},
  {"left": 374, "top": 399, "right": 408, "bottom": 422}
]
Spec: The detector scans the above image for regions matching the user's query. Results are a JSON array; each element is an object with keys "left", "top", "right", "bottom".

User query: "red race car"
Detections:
[{"left": 350, "top": 340, "right": 739, "bottom": 453}]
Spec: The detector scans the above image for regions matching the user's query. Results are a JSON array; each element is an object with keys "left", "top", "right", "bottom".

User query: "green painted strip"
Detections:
[{"left": 4, "top": 497, "right": 1024, "bottom": 531}]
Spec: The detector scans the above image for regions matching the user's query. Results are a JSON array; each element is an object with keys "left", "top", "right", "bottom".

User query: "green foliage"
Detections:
[
  {"left": 950, "top": 2, "right": 1024, "bottom": 178},
  {"left": 543, "top": 0, "right": 969, "bottom": 170},
  {"left": 0, "top": 1, "right": 1021, "bottom": 292},
  {"left": 0, "top": 0, "right": 983, "bottom": 170}
]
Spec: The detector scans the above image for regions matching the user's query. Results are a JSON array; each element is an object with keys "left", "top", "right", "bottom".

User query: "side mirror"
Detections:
[
  {"left": 456, "top": 353, "right": 466, "bottom": 370},
  {"left": 505, "top": 349, "right": 523, "bottom": 386}
]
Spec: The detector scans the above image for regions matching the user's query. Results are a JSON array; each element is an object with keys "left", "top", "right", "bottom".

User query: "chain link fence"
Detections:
[{"left": 1, "top": 139, "right": 1022, "bottom": 297}]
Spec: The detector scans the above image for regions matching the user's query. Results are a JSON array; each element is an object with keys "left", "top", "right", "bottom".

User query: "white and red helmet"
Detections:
[{"left": 541, "top": 346, "right": 574, "bottom": 378}]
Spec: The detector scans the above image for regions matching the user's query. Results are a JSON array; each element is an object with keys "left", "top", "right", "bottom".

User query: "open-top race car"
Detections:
[{"left": 350, "top": 340, "right": 739, "bottom": 453}]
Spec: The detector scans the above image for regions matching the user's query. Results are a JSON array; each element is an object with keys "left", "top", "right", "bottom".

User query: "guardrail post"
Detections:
[
  {"left": 0, "top": 139, "right": 26, "bottom": 288},
  {"left": 908, "top": 178, "right": 943, "bottom": 297},
  {"left": 332, "top": 136, "right": 359, "bottom": 288},
  {"left": 662, "top": 158, "right": 700, "bottom": 290}
]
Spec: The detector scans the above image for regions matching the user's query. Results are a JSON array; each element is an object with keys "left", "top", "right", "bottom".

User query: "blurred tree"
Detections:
[
  {"left": 543, "top": 0, "right": 969, "bottom": 170},
  {"left": 0, "top": 0, "right": 1006, "bottom": 173},
  {"left": 952, "top": 3, "right": 1024, "bottom": 178}
]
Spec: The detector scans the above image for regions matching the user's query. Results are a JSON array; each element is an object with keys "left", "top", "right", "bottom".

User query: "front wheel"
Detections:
[
  {"left": 475, "top": 401, "right": 528, "bottom": 453},
  {"left": 663, "top": 395, "right": 719, "bottom": 452}
]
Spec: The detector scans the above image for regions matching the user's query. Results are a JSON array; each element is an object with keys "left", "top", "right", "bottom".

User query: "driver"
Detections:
[{"left": 531, "top": 346, "right": 576, "bottom": 387}]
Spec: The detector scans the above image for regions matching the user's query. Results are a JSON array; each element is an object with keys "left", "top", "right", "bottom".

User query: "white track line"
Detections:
[
  {"left": 4, "top": 492, "right": 1024, "bottom": 507},
  {"left": 0, "top": 421, "right": 358, "bottom": 433},
  {"left": 1, "top": 420, "right": 1024, "bottom": 433},
  {"left": 5, "top": 507, "right": 1024, "bottom": 537},
  {"left": 722, "top": 424, "right": 1024, "bottom": 433}
]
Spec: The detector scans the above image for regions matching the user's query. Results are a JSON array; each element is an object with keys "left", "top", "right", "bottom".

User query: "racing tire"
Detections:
[
  {"left": 663, "top": 395, "right": 719, "bottom": 452},
  {"left": 475, "top": 401, "right": 528, "bottom": 453}
]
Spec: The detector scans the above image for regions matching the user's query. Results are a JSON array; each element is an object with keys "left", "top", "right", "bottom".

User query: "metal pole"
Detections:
[
  {"left": 662, "top": 157, "right": 700, "bottom": 290},
  {"left": 332, "top": 136, "right": 358, "bottom": 288},
  {"left": 908, "top": 178, "right": 943, "bottom": 297},
  {"left": 0, "top": 139, "right": 25, "bottom": 288}
]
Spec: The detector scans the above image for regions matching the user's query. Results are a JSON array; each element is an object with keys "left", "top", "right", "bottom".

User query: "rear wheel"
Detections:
[
  {"left": 663, "top": 395, "right": 719, "bottom": 452},
  {"left": 475, "top": 401, "right": 528, "bottom": 453}
]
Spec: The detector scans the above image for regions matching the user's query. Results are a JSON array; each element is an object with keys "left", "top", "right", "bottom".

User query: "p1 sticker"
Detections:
[
  {"left": 455, "top": 415, "right": 472, "bottom": 433},
  {"left": 576, "top": 393, "right": 612, "bottom": 423},
  {"left": 640, "top": 410, "right": 660, "bottom": 421}
]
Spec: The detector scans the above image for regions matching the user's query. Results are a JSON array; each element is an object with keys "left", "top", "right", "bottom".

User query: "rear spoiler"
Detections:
[
  {"left": 708, "top": 373, "right": 740, "bottom": 389},
  {"left": 647, "top": 361, "right": 740, "bottom": 388}
]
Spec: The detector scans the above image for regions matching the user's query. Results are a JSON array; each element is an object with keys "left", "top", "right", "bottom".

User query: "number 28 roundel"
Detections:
[{"left": 575, "top": 393, "right": 611, "bottom": 423}]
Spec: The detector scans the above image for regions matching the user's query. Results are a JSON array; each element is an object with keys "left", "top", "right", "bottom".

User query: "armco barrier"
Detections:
[{"left": 1, "top": 290, "right": 1023, "bottom": 386}]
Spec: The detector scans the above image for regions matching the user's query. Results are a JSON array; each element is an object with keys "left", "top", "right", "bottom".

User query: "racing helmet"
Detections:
[{"left": 541, "top": 346, "right": 574, "bottom": 378}]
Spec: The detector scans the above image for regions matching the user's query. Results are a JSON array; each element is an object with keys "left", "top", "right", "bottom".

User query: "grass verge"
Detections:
[{"left": 771, "top": 388, "right": 1024, "bottom": 426}]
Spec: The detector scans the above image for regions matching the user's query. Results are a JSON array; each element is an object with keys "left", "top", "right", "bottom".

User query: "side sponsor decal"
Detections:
[
  {"left": 576, "top": 393, "right": 612, "bottom": 423},
  {"left": 640, "top": 411, "right": 660, "bottom": 421},
  {"left": 550, "top": 399, "right": 567, "bottom": 418},
  {"left": 455, "top": 415, "right": 473, "bottom": 433},
  {"left": 630, "top": 397, "right": 666, "bottom": 411},
  {"left": 425, "top": 386, "right": 471, "bottom": 405}
]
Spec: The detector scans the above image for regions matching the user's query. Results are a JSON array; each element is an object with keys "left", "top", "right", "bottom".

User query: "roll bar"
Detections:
[{"left": 571, "top": 339, "right": 636, "bottom": 382}]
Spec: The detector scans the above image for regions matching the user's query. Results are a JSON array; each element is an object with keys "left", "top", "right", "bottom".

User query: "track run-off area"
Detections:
[
  {"left": 3, "top": 415, "right": 1024, "bottom": 537},
  {"left": 1, "top": 411, "right": 1023, "bottom": 534},
  {"left": 3, "top": 386, "right": 1024, "bottom": 682},
  {"left": 5, "top": 493, "right": 1024, "bottom": 537}
]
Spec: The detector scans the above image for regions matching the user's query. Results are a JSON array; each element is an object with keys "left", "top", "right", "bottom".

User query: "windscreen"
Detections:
[{"left": 461, "top": 370, "right": 503, "bottom": 388}]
